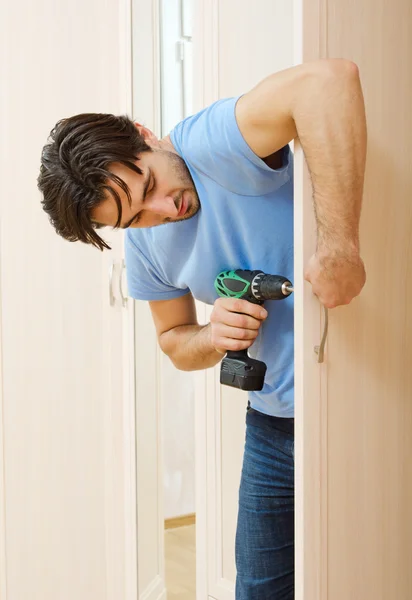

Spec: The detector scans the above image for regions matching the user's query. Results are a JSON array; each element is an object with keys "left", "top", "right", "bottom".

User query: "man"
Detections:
[{"left": 38, "top": 59, "right": 367, "bottom": 599}]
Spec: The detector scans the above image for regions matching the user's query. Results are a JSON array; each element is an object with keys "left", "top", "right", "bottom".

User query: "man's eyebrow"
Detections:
[{"left": 121, "top": 169, "right": 151, "bottom": 229}]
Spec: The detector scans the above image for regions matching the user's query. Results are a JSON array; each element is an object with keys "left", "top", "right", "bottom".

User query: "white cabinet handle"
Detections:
[
  {"left": 119, "top": 259, "right": 128, "bottom": 307},
  {"left": 109, "top": 261, "right": 116, "bottom": 306}
]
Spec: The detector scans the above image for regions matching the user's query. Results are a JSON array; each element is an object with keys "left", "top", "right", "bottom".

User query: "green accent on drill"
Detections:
[{"left": 214, "top": 270, "right": 251, "bottom": 299}]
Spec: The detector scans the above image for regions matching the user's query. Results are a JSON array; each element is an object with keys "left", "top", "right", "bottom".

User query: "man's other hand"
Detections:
[{"left": 210, "top": 297, "right": 268, "bottom": 354}]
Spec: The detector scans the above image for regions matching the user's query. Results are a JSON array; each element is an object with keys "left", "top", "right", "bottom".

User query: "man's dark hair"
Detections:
[{"left": 37, "top": 113, "right": 151, "bottom": 250}]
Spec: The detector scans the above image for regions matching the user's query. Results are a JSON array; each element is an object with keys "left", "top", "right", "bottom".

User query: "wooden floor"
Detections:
[{"left": 164, "top": 525, "right": 196, "bottom": 600}]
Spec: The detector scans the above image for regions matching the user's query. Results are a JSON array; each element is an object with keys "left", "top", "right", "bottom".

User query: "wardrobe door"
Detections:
[
  {"left": 295, "top": 0, "right": 412, "bottom": 598},
  {"left": 0, "top": 1, "right": 135, "bottom": 599}
]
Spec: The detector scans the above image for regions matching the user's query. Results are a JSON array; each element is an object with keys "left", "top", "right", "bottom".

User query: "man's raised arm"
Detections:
[{"left": 236, "top": 59, "right": 367, "bottom": 308}]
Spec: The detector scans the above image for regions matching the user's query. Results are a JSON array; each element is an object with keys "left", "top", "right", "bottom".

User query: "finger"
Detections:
[
  {"left": 216, "top": 297, "right": 267, "bottom": 320},
  {"left": 211, "top": 308, "right": 264, "bottom": 330},
  {"left": 318, "top": 296, "right": 340, "bottom": 309},
  {"left": 214, "top": 336, "right": 255, "bottom": 352},
  {"left": 215, "top": 324, "right": 260, "bottom": 342}
]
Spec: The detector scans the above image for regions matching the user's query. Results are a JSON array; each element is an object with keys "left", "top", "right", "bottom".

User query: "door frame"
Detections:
[
  {"left": 130, "top": 2, "right": 167, "bottom": 600},
  {"left": 294, "top": 1, "right": 329, "bottom": 599}
]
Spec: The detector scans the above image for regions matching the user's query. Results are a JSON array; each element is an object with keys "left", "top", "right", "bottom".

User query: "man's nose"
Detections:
[{"left": 145, "top": 194, "right": 179, "bottom": 217}]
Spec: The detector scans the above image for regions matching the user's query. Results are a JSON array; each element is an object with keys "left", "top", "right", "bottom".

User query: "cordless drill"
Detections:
[{"left": 214, "top": 269, "right": 294, "bottom": 391}]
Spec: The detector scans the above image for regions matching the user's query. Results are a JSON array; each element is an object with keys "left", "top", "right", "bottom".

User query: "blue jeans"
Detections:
[{"left": 235, "top": 405, "right": 295, "bottom": 599}]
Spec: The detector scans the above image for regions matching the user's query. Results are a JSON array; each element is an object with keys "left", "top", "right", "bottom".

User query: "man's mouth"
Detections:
[{"left": 177, "top": 192, "right": 188, "bottom": 217}]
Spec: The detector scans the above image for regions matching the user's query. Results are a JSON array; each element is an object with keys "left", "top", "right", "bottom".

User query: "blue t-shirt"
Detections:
[{"left": 125, "top": 97, "right": 294, "bottom": 418}]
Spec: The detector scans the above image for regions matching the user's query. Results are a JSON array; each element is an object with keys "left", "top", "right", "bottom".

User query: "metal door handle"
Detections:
[
  {"left": 314, "top": 306, "right": 328, "bottom": 363},
  {"left": 119, "top": 259, "right": 128, "bottom": 307}
]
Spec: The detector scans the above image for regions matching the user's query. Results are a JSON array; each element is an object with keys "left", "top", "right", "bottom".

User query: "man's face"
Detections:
[{"left": 91, "top": 133, "right": 200, "bottom": 230}]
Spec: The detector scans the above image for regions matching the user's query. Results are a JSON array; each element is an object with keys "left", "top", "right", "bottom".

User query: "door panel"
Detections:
[
  {"left": 297, "top": 0, "right": 412, "bottom": 598},
  {"left": 325, "top": 1, "right": 412, "bottom": 598}
]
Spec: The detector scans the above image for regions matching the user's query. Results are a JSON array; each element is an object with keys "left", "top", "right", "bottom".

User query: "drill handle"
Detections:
[{"left": 220, "top": 349, "right": 267, "bottom": 391}]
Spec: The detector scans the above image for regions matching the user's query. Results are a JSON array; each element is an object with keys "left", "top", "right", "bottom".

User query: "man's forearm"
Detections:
[
  {"left": 159, "top": 323, "right": 224, "bottom": 371},
  {"left": 294, "top": 60, "right": 367, "bottom": 253}
]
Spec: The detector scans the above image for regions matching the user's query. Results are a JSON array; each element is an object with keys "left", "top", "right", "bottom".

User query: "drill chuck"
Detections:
[{"left": 250, "top": 272, "right": 293, "bottom": 301}]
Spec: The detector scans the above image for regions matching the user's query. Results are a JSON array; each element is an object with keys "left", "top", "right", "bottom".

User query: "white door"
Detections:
[{"left": 0, "top": 1, "right": 136, "bottom": 599}]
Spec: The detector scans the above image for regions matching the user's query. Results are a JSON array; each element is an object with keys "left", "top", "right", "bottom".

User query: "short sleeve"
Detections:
[
  {"left": 170, "top": 96, "right": 291, "bottom": 197},
  {"left": 124, "top": 230, "right": 190, "bottom": 301}
]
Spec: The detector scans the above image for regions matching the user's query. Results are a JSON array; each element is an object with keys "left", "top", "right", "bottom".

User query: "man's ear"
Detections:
[{"left": 135, "top": 122, "right": 158, "bottom": 143}]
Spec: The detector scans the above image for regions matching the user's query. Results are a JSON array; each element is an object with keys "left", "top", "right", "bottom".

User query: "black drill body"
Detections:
[{"left": 214, "top": 269, "right": 293, "bottom": 391}]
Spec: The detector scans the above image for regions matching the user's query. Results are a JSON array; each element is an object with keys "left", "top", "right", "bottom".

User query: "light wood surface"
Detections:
[
  {"left": 297, "top": 0, "right": 412, "bottom": 599},
  {"left": 326, "top": 1, "right": 412, "bottom": 595},
  {"left": 165, "top": 514, "right": 196, "bottom": 530},
  {"left": 164, "top": 525, "right": 196, "bottom": 600},
  {"left": 325, "top": 1, "right": 412, "bottom": 599}
]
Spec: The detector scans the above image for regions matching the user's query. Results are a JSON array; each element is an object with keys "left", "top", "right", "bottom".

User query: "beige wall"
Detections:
[{"left": 323, "top": 2, "right": 412, "bottom": 598}]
